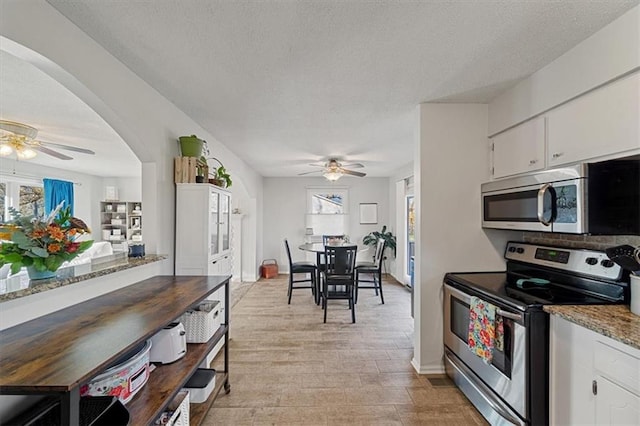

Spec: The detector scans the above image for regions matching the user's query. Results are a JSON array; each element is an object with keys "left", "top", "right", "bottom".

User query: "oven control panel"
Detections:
[{"left": 505, "top": 242, "right": 622, "bottom": 281}]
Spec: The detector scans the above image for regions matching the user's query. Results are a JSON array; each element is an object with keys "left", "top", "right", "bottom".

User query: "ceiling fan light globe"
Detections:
[
  {"left": 0, "top": 144, "right": 13, "bottom": 157},
  {"left": 323, "top": 170, "right": 343, "bottom": 181},
  {"left": 16, "top": 147, "right": 37, "bottom": 160}
]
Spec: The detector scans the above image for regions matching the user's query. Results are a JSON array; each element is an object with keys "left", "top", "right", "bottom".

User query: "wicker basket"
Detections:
[
  {"left": 159, "top": 390, "right": 189, "bottom": 426},
  {"left": 179, "top": 301, "right": 221, "bottom": 343}
]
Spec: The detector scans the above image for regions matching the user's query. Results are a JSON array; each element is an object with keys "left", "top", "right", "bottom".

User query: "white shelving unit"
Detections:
[{"left": 100, "top": 201, "right": 143, "bottom": 251}]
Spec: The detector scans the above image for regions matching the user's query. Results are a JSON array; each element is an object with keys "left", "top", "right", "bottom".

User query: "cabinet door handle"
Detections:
[
  {"left": 592, "top": 380, "right": 597, "bottom": 395},
  {"left": 552, "top": 152, "right": 564, "bottom": 159},
  {"left": 212, "top": 260, "right": 218, "bottom": 264},
  {"left": 529, "top": 159, "right": 537, "bottom": 165}
]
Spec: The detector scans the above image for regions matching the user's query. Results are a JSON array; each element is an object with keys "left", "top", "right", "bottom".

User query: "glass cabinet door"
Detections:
[
  {"left": 220, "top": 193, "right": 230, "bottom": 252},
  {"left": 209, "top": 189, "right": 219, "bottom": 256}
]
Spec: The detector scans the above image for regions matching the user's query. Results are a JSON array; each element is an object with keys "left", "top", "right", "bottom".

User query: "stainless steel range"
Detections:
[{"left": 443, "top": 242, "right": 629, "bottom": 425}]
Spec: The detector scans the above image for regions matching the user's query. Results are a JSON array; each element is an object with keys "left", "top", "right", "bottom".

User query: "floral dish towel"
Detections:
[{"left": 467, "top": 296, "right": 504, "bottom": 363}]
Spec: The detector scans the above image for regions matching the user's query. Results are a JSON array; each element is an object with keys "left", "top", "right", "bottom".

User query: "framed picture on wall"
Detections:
[{"left": 359, "top": 203, "right": 377, "bottom": 224}]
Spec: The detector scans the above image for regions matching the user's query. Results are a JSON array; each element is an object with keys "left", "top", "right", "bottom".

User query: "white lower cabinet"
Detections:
[
  {"left": 550, "top": 315, "right": 640, "bottom": 425},
  {"left": 595, "top": 376, "right": 640, "bottom": 425}
]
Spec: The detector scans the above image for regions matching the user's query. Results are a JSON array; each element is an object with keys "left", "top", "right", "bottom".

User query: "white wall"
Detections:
[
  {"left": 263, "top": 177, "right": 390, "bottom": 272},
  {"left": 413, "top": 103, "right": 512, "bottom": 374},
  {"left": 1, "top": 1, "right": 264, "bottom": 281},
  {"left": 101, "top": 177, "right": 142, "bottom": 202},
  {"left": 489, "top": 6, "right": 640, "bottom": 135}
]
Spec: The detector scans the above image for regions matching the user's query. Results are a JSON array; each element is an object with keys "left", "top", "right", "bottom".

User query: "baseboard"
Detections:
[{"left": 411, "top": 358, "right": 446, "bottom": 375}]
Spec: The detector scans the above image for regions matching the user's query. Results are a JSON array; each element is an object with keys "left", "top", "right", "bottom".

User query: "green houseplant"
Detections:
[
  {"left": 207, "top": 157, "right": 232, "bottom": 188},
  {"left": 362, "top": 225, "right": 396, "bottom": 257},
  {"left": 0, "top": 203, "right": 93, "bottom": 278}
]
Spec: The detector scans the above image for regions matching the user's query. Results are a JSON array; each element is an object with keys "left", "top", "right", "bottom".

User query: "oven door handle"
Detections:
[{"left": 496, "top": 308, "right": 522, "bottom": 322}]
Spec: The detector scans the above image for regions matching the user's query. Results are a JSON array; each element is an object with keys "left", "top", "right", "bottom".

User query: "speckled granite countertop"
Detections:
[
  {"left": 544, "top": 305, "right": 640, "bottom": 350},
  {"left": 0, "top": 254, "right": 168, "bottom": 302}
]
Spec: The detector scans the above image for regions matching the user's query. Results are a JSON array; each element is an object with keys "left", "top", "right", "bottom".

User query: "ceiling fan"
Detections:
[
  {"left": 299, "top": 158, "right": 366, "bottom": 181},
  {"left": 0, "top": 120, "right": 96, "bottom": 161}
]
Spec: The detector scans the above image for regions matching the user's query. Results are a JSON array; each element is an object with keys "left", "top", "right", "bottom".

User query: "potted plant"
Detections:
[
  {"left": 178, "top": 134, "right": 205, "bottom": 158},
  {"left": 207, "top": 157, "right": 232, "bottom": 188},
  {"left": 362, "top": 225, "right": 397, "bottom": 257},
  {"left": 0, "top": 202, "right": 93, "bottom": 279}
]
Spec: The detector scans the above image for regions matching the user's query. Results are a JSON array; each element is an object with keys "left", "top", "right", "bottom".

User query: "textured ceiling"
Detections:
[{"left": 12, "top": 1, "right": 640, "bottom": 177}]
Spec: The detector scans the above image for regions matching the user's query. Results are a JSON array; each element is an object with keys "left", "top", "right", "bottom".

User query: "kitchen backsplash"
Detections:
[{"left": 523, "top": 233, "right": 640, "bottom": 251}]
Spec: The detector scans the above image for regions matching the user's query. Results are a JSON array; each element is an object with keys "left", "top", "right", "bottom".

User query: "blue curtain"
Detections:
[{"left": 44, "top": 178, "right": 74, "bottom": 216}]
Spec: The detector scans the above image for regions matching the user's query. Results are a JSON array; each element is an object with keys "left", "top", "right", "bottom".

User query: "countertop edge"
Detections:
[
  {"left": 0, "top": 255, "right": 169, "bottom": 303},
  {"left": 544, "top": 304, "right": 640, "bottom": 351}
]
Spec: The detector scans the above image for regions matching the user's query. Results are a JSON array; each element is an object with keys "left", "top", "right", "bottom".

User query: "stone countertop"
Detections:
[
  {"left": 544, "top": 305, "right": 640, "bottom": 350},
  {"left": 0, "top": 254, "right": 168, "bottom": 302}
]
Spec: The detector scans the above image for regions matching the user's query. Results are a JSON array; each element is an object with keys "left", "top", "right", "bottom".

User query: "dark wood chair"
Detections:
[
  {"left": 355, "top": 238, "right": 386, "bottom": 304},
  {"left": 322, "top": 245, "right": 358, "bottom": 323},
  {"left": 284, "top": 239, "right": 317, "bottom": 304}
]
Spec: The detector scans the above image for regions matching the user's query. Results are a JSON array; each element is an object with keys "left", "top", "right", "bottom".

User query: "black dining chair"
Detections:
[
  {"left": 322, "top": 245, "right": 358, "bottom": 323},
  {"left": 317, "top": 234, "right": 346, "bottom": 280},
  {"left": 355, "top": 238, "right": 386, "bottom": 304},
  {"left": 284, "top": 239, "right": 317, "bottom": 304}
]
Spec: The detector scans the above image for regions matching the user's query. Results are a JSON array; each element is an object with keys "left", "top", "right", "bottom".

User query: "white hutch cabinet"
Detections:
[
  {"left": 175, "top": 183, "right": 232, "bottom": 277},
  {"left": 175, "top": 183, "right": 232, "bottom": 365}
]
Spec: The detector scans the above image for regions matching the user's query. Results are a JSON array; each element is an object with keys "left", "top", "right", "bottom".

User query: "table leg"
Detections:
[{"left": 316, "top": 252, "right": 322, "bottom": 305}]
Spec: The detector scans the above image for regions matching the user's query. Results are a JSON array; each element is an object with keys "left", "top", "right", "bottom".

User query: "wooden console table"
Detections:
[{"left": 0, "top": 275, "right": 231, "bottom": 425}]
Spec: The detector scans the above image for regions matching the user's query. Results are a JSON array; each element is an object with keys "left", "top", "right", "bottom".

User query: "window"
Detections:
[
  {"left": 0, "top": 183, "right": 5, "bottom": 223},
  {"left": 406, "top": 195, "right": 415, "bottom": 277},
  {"left": 310, "top": 192, "right": 345, "bottom": 214},
  {"left": 0, "top": 178, "right": 44, "bottom": 222},
  {"left": 19, "top": 185, "right": 44, "bottom": 217},
  {"left": 306, "top": 188, "right": 349, "bottom": 237}
]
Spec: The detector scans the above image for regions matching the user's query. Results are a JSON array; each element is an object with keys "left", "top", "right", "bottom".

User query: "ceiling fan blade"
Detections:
[
  {"left": 33, "top": 145, "right": 73, "bottom": 160},
  {"left": 341, "top": 169, "right": 366, "bottom": 177},
  {"left": 340, "top": 162, "right": 364, "bottom": 169},
  {"left": 39, "top": 141, "right": 95, "bottom": 155},
  {"left": 298, "top": 170, "right": 322, "bottom": 176}
]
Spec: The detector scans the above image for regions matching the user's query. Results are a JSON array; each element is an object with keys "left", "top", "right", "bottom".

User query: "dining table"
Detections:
[{"left": 298, "top": 242, "right": 366, "bottom": 304}]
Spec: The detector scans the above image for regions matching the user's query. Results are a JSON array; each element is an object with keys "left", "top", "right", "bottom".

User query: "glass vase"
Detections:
[{"left": 26, "top": 266, "right": 57, "bottom": 281}]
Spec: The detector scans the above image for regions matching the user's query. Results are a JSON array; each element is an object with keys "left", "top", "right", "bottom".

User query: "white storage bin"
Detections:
[
  {"left": 179, "top": 301, "right": 221, "bottom": 343},
  {"left": 183, "top": 369, "right": 216, "bottom": 404},
  {"left": 163, "top": 390, "right": 190, "bottom": 426}
]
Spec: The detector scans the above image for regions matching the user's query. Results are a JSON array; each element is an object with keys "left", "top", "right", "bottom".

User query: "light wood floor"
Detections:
[{"left": 204, "top": 275, "right": 486, "bottom": 425}]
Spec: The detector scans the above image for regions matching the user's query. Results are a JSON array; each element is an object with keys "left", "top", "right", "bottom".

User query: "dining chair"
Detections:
[
  {"left": 322, "top": 245, "right": 358, "bottom": 323},
  {"left": 317, "top": 235, "right": 346, "bottom": 279},
  {"left": 284, "top": 239, "right": 317, "bottom": 304},
  {"left": 355, "top": 238, "right": 386, "bottom": 304}
]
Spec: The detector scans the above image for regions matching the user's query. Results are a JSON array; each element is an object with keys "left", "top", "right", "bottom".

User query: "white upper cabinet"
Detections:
[
  {"left": 547, "top": 72, "right": 640, "bottom": 166},
  {"left": 491, "top": 116, "right": 545, "bottom": 178}
]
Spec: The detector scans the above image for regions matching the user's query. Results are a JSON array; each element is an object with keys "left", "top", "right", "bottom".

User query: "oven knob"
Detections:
[
  {"left": 516, "top": 247, "right": 525, "bottom": 254},
  {"left": 585, "top": 257, "right": 598, "bottom": 266},
  {"left": 508, "top": 246, "right": 517, "bottom": 253},
  {"left": 600, "top": 259, "right": 615, "bottom": 268}
]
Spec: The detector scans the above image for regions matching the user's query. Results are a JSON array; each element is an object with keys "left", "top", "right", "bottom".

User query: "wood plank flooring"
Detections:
[{"left": 205, "top": 275, "right": 487, "bottom": 425}]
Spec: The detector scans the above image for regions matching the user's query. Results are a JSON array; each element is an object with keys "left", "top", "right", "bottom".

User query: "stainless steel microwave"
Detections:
[{"left": 481, "top": 158, "right": 640, "bottom": 234}]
